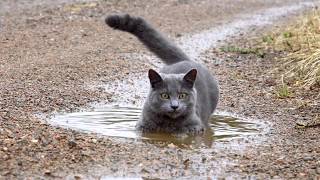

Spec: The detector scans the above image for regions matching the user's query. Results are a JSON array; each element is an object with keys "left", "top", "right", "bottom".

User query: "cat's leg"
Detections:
[
  {"left": 181, "top": 116, "right": 205, "bottom": 134},
  {"left": 136, "top": 118, "right": 158, "bottom": 133}
]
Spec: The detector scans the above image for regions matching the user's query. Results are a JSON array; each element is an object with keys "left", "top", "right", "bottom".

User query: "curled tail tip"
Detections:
[
  {"left": 105, "top": 14, "right": 145, "bottom": 32},
  {"left": 105, "top": 14, "right": 123, "bottom": 29}
]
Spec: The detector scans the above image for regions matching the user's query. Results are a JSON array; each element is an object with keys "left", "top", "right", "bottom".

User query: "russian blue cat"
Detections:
[{"left": 106, "top": 14, "right": 219, "bottom": 134}]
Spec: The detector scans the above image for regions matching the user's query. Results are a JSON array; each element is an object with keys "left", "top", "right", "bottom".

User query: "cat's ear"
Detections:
[
  {"left": 183, "top": 69, "right": 197, "bottom": 87},
  {"left": 148, "top": 69, "right": 163, "bottom": 88}
]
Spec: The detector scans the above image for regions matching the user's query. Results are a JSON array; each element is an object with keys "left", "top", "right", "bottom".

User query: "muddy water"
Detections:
[{"left": 50, "top": 106, "right": 264, "bottom": 147}]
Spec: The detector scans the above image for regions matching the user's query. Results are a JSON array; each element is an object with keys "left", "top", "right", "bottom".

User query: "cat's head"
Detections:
[{"left": 146, "top": 69, "right": 197, "bottom": 119}]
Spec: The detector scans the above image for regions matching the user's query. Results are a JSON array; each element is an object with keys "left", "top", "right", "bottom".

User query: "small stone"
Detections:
[
  {"left": 275, "top": 157, "right": 285, "bottom": 165},
  {"left": 141, "top": 168, "right": 150, "bottom": 173},
  {"left": 3, "top": 155, "right": 9, "bottom": 160},
  {"left": 44, "top": 170, "right": 51, "bottom": 175},
  {"left": 68, "top": 140, "right": 77, "bottom": 148},
  {"left": 176, "top": 33, "right": 182, "bottom": 37},
  {"left": 2, "top": 171, "right": 10, "bottom": 176},
  {"left": 303, "top": 156, "right": 313, "bottom": 161},
  {"left": 31, "top": 139, "right": 38, "bottom": 143},
  {"left": 5, "top": 129, "right": 14, "bottom": 138},
  {"left": 214, "top": 59, "right": 222, "bottom": 66},
  {"left": 183, "top": 159, "right": 190, "bottom": 169},
  {"left": 167, "top": 143, "right": 176, "bottom": 149}
]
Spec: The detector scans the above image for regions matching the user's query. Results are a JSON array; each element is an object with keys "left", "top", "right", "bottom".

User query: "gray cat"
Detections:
[{"left": 106, "top": 14, "right": 219, "bottom": 134}]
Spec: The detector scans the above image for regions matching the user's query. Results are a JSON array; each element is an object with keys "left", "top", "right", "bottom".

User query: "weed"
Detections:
[
  {"left": 262, "top": 35, "right": 274, "bottom": 43},
  {"left": 220, "top": 46, "right": 265, "bottom": 58},
  {"left": 276, "top": 75, "right": 292, "bottom": 98},
  {"left": 283, "top": 31, "right": 293, "bottom": 38}
]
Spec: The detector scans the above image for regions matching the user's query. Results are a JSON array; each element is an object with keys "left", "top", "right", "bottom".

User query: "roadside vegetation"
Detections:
[
  {"left": 261, "top": 10, "right": 320, "bottom": 128},
  {"left": 221, "top": 10, "right": 320, "bottom": 99},
  {"left": 261, "top": 10, "right": 320, "bottom": 90}
]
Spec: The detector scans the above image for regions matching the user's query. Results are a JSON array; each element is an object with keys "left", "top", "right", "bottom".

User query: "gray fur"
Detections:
[{"left": 106, "top": 14, "right": 219, "bottom": 134}]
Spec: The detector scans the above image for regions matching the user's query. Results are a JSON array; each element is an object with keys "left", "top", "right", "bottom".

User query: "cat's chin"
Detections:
[{"left": 166, "top": 111, "right": 183, "bottom": 119}]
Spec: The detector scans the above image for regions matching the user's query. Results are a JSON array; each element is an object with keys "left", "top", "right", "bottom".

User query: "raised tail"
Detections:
[{"left": 105, "top": 14, "right": 190, "bottom": 65}]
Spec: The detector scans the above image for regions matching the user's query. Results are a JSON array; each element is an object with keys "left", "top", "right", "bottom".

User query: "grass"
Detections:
[
  {"left": 276, "top": 75, "right": 292, "bottom": 98},
  {"left": 220, "top": 46, "right": 265, "bottom": 58},
  {"left": 260, "top": 10, "right": 320, "bottom": 89}
]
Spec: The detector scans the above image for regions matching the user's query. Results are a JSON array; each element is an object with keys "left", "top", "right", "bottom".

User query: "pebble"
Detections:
[
  {"left": 1, "top": 1, "right": 320, "bottom": 179},
  {"left": 303, "top": 156, "right": 314, "bottom": 161},
  {"left": 68, "top": 140, "right": 77, "bottom": 148},
  {"left": 31, "top": 139, "right": 38, "bottom": 143},
  {"left": 167, "top": 143, "right": 176, "bottom": 149},
  {"left": 44, "top": 170, "right": 51, "bottom": 175}
]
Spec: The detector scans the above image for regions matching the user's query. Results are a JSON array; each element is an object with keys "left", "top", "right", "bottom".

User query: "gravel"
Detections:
[{"left": 0, "top": 0, "right": 319, "bottom": 179}]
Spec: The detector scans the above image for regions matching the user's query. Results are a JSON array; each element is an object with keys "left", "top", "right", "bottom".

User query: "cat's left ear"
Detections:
[{"left": 183, "top": 69, "right": 197, "bottom": 87}]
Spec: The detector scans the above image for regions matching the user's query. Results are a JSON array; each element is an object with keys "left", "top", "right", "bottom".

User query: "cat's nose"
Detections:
[
  {"left": 171, "top": 100, "right": 179, "bottom": 110},
  {"left": 171, "top": 105, "right": 179, "bottom": 110}
]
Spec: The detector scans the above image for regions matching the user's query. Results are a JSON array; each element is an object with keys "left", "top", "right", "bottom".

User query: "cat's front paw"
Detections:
[
  {"left": 182, "top": 124, "right": 205, "bottom": 135},
  {"left": 136, "top": 122, "right": 157, "bottom": 133}
]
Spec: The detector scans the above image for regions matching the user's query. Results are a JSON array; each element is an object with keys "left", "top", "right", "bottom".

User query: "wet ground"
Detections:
[{"left": 1, "top": 0, "right": 320, "bottom": 179}]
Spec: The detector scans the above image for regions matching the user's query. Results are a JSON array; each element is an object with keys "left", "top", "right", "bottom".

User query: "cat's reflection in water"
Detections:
[{"left": 138, "top": 129, "right": 214, "bottom": 148}]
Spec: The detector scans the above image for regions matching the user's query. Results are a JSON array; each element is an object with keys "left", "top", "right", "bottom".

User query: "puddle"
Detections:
[{"left": 50, "top": 106, "right": 265, "bottom": 147}]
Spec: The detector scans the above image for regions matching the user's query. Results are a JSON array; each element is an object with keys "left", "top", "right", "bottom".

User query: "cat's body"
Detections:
[{"left": 106, "top": 14, "right": 219, "bottom": 134}]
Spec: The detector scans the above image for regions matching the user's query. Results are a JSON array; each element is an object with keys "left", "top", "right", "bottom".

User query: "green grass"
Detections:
[
  {"left": 220, "top": 46, "right": 265, "bottom": 58},
  {"left": 276, "top": 84, "right": 292, "bottom": 98},
  {"left": 275, "top": 75, "right": 292, "bottom": 98}
]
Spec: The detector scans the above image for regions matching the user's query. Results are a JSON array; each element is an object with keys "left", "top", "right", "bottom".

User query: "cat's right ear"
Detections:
[
  {"left": 148, "top": 69, "right": 163, "bottom": 88},
  {"left": 183, "top": 69, "right": 197, "bottom": 88}
]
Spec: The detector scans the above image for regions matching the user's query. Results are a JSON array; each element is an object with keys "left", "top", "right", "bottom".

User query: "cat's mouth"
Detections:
[{"left": 168, "top": 110, "right": 181, "bottom": 118}]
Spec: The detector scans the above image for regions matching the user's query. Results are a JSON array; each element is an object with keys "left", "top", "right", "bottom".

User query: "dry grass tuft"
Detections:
[{"left": 261, "top": 10, "right": 320, "bottom": 88}]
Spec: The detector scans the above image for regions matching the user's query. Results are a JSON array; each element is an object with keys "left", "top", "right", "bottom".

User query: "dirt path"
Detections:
[{"left": 0, "top": 0, "right": 319, "bottom": 179}]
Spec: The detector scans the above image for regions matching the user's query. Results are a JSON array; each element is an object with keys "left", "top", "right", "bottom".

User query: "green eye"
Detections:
[
  {"left": 178, "top": 93, "right": 188, "bottom": 99},
  {"left": 160, "top": 93, "right": 169, "bottom": 99}
]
